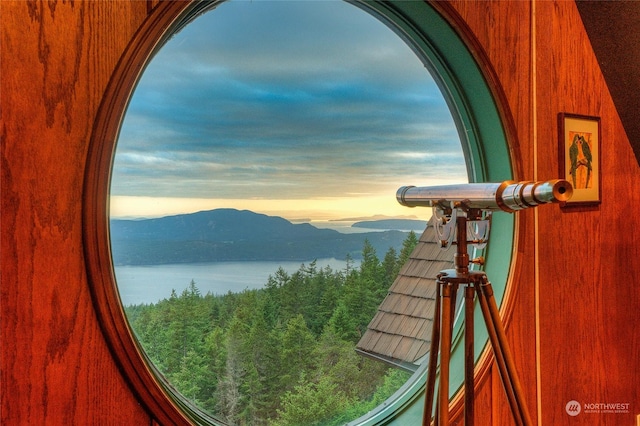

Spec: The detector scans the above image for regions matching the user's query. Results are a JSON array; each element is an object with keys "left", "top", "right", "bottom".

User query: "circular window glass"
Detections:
[
  {"left": 110, "top": 0, "right": 465, "bottom": 423},
  {"left": 100, "top": 1, "right": 514, "bottom": 425}
]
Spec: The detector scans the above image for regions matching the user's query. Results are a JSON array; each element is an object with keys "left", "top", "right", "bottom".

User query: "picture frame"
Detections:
[{"left": 558, "top": 113, "right": 601, "bottom": 205}]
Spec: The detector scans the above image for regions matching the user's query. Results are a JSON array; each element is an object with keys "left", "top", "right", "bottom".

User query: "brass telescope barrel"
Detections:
[{"left": 396, "top": 179, "right": 573, "bottom": 212}]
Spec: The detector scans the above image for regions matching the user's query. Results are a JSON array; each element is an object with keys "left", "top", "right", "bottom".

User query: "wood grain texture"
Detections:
[
  {"left": 535, "top": 1, "right": 640, "bottom": 424},
  {"left": 443, "top": 0, "right": 533, "bottom": 180},
  {"left": 435, "top": 0, "right": 640, "bottom": 424},
  {"left": 2, "top": 0, "right": 640, "bottom": 424},
  {"left": 1, "top": 1, "right": 152, "bottom": 424}
]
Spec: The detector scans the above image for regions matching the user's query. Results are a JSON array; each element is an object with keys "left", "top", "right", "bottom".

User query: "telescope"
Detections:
[
  {"left": 397, "top": 179, "right": 573, "bottom": 212},
  {"left": 398, "top": 179, "right": 573, "bottom": 426}
]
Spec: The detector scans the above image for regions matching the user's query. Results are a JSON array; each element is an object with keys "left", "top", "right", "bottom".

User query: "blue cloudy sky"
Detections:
[{"left": 110, "top": 0, "right": 467, "bottom": 221}]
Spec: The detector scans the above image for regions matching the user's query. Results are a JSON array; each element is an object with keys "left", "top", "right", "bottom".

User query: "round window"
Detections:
[{"left": 84, "top": 1, "right": 514, "bottom": 425}]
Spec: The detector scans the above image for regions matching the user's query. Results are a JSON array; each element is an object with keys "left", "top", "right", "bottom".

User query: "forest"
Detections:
[{"left": 125, "top": 233, "right": 418, "bottom": 425}]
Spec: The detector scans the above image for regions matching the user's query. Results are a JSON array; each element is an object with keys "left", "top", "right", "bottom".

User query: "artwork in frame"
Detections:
[{"left": 558, "top": 113, "right": 601, "bottom": 205}]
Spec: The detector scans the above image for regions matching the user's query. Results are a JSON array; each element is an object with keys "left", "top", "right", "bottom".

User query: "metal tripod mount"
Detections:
[
  {"left": 422, "top": 202, "right": 532, "bottom": 426},
  {"left": 396, "top": 179, "right": 572, "bottom": 425}
]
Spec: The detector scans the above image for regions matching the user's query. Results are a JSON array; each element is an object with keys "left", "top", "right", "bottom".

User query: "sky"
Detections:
[{"left": 110, "top": 0, "right": 467, "bottom": 222}]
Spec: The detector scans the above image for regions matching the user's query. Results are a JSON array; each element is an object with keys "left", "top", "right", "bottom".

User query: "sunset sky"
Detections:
[{"left": 110, "top": 0, "right": 467, "bottom": 223}]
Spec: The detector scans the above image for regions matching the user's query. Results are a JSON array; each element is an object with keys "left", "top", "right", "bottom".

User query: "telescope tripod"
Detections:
[{"left": 422, "top": 208, "right": 532, "bottom": 426}]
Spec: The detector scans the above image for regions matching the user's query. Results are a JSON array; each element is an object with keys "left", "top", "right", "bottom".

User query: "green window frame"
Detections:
[{"left": 83, "top": 1, "right": 515, "bottom": 424}]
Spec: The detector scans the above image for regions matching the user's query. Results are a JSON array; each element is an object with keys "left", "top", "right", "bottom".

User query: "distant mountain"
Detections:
[
  {"left": 351, "top": 219, "right": 427, "bottom": 231},
  {"left": 110, "top": 209, "right": 411, "bottom": 266}
]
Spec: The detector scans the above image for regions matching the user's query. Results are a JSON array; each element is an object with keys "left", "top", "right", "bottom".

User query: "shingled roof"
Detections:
[{"left": 356, "top": 218, "right": 455, "bottom": 371}]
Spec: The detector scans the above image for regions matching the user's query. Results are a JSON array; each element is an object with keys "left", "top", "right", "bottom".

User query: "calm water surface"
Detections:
[{"left": 115, "top": 258, "right": 356, "bottom": 306}]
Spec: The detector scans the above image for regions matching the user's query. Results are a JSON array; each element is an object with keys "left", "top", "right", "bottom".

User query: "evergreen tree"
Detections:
[
  {"left": 261, "top": 325, "right": 286, "bottom": 417},
  {"left": 360, "top": 239, "right": 382, "bottom": 284},
  {"left": 164, "top": 281, "right": 209, "bottom": 374},
  {"left": 316, "top": 267, "right": 343, "bottom": 334},
  {"left": 216, "top": 313, "right": 247, "bottom": 423},
  {"left": 279, "top": 314, "right": 316, "bottom": 391},
  {"left": 339, "top": 249, "right": 382, "bottom": 340},
  {"left": 279, "top": 270, "right": 305, "bottom": 323},
  {"left": 169, "top": 349, "right": 210, "bottom": 406},
  {"left": 216, "top": 348, "right": 243, "bottom": 423},
  {"left": 397, "top": 230, "right": 418, "bottom": 275},
  {"left": 203, "top": 326, "right": 227, "bottom": 411},
  {"left": 264, "top": 267, "right": 289, "bottom": 327},
  {"left": 271, "top": 375, "right": 353, "bottom": 426},
  {"left": 244, "top": 297, "right": 276, "bottom": 422},
  {"left": 326, "top": 302, "right": 359, "bottom": 341},
  {"left": 382, "top": 246, "right": 398, "bottom": 291}
]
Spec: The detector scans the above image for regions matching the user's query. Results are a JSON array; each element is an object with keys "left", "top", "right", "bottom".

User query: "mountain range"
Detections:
[{"left": 110, "top": 208, "right": 421, "bottom": 265}]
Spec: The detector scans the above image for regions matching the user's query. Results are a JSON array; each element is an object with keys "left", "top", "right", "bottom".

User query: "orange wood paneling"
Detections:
[
  {"left": 535, "top": 1, "right": 640, "bottom": 425},
  {"left": 1, "top": 1, "right": 152, "bottom": 424},
  {"left": 443, "top": 0, "right": 533, "bottom": 179},
  {"left": 437, "top": 0, "right": 640, "bottom": 424},
  {"left": 2, "top": 0, "right": 640, "bottom": 424}
]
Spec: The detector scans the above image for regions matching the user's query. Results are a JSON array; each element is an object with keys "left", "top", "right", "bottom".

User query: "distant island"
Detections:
[
  {"left": 330, "top": 214, "right": 420, "bottom": 222},
  {"left": 351, "top": 219, "right": 426, "bottom": 231},
  {"left": 110, "top": 208, "right": 417, "bottom": 266}
]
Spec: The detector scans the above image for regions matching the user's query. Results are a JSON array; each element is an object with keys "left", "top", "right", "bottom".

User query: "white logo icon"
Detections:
[{"left": 565, "top": 400, "right": 581, "bottom": 416}]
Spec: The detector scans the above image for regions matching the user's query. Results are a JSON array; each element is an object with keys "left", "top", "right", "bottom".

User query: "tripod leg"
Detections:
[
  {"left": 464, "top": 285, "right": 475, "bottom": 426},
  {"left": 477, "top": 278, "right": 532, "bottom": 426},
  {"left": 449, "top": 283, "right": 459, "bottom": 333},
  {"left": 439, "top": 282, "right": 454, "bottom": 425},
  {"left": 476, "top": 282, "right": 521, "bottom": 425},
  {"left": 423, "top": 283, "right": 441, "bottom": 426}
]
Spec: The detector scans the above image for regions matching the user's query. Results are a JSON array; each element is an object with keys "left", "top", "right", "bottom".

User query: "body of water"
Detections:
[{"left": 115, "top": 258, "right": 357, "bottom": 306}]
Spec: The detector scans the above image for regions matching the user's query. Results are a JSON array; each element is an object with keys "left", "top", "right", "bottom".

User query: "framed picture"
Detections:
[{"left": 558, "top": 113, "right": 601, "bottom": 205}]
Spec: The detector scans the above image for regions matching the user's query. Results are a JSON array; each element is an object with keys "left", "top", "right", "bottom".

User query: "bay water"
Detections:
[{"left": 115, "top": 258, "right": 356, "bottom": 306}]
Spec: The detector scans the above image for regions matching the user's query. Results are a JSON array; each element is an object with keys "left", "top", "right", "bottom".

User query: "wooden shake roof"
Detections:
[{"left": 356, "top": 218, "right": 455, "bottom": 371}]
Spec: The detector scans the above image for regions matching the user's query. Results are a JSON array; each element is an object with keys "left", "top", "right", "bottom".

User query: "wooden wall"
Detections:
[
  {"left": 444, "top": 0, "right": 640, "bottom": 424},
  {"left": 2, "top": 1, "right": 638, "bottom": 425},
  {"left": 536, "top": 1, "right": 640, "bottom": 424},
  {"left": 2, "top": 1, "right": 156, "bottom": 424}
]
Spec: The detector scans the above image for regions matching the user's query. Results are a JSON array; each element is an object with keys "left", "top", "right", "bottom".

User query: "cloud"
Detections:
[{"left": 112, "top": 0, "right": 467, "bottom": 213}]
